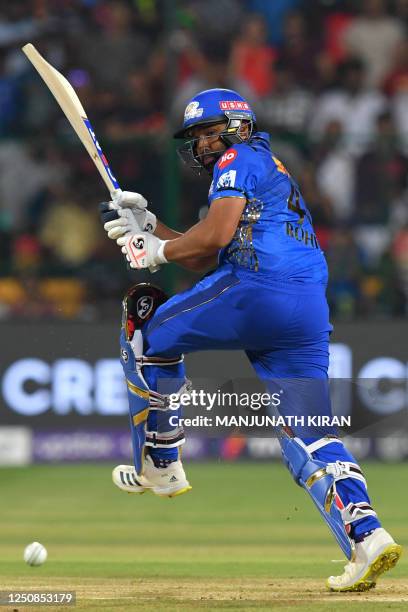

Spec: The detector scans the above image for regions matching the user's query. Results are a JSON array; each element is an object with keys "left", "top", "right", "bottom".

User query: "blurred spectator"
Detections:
[
  {"left": 297, "top": 161, "right": 334, "bottom": 228},
  {"left": 314, "top": 120, "right": 356, "bottom": 223},
  {"left": 245, "top": 0, "right": 301, "bottom": 46},
  {"left": 354, "top": 111, "right": 408, "bottom": 225},
  {"left": 171, "top": 37, "right": 256, "bottom": 127},
  {"left": 75, "top": 2, "right": 151, "bottom": 89},
  {"left": 187, "top": 0, "right": 244, "bottom": 38},
  {"left": 343, "top": 0, "right": 405, "bottom": 87},
  {"left": 0, "top": 1, "right": 41, "bottom": 47},
  {"left": 229, "top": 15, "right": 277, "bottom": 98},
  {"left": 0, "top": 49, "right": 22, "bottom": 136},
  {"left": 352, "top": 112, "right": 408, "bottom": 265},
  {"left": 0, "top": 141, "right": 67, "bottom": 232},
  {"left": 326, "top": 228, "right": 363, "bottom": 318},
  {"left": 258, "top": 61, "right": 314, "bottom": 140},
  {"left": 394, "top": 0, "right": 408, "bottom": 20},
  {"left": 392, "top": 89, "right": 408, "bottom": 153},
  {"left": 279, "top": 11, "right": 323, "bottom": 89},
  {"left": 360, "top": 247, "right": 406, "bottom": 315},
  {"left": 391, "top": 223, "right": 408, "bottom": 310},
  {"left": 382, "top": 38, "right": 408, "bottom": 95},
  {"left": 102, "top": 70, "right": 165, "bottom": 140},
  {"left": 38, "top": 190, "right": 101, "bottom": 268},
  {"left": 323, "top": 5, "right": 355, "bottom": 65},
  {"left": 309, "top": 57, "right": 387, "bottom": 154}
]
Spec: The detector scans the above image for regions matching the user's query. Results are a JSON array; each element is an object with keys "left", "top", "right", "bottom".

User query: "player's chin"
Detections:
[{"left": 202, "top": 156, "right": 217, "bottom": 173}]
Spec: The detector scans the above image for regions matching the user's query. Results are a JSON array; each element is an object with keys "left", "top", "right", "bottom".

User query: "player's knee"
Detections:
[{"left": 121, "top": 283, "right": 168, "bottom": 342}]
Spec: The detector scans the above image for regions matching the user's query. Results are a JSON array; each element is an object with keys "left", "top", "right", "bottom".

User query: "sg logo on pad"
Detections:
[{"left": 137, "top": 296, "right": 154, "bottom": 320}]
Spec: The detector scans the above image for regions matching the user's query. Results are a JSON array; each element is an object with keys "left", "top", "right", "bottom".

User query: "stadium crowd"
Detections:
[{"left": 0, "top": 0, "right": 407, "bottom": 319}]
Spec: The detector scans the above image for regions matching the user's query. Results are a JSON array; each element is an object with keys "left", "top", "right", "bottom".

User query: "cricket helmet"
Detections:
[
  {"left": 174, "top": 88, "right": 256, "bottom": 138},
  {"left": 174, "top": 88, "right": 256, "bottom": 172}
]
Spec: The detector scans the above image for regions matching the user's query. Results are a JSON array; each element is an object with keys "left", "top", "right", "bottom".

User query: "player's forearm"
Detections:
[
  {"left": 154, "top": 220, "right": 183, "bottom": 240},
  {"left": 175, "top": 254, "right": 218, "bottom": 272},
  {"left": 163, "top": 219, "right": 226, "bottom": 262}
]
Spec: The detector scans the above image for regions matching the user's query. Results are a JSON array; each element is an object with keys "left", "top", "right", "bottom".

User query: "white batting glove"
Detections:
[
  {"left": 104, "top": 207, "right": 141, "bottom": 240},
  {"left": 112, "top": 191, "right": 157, "bottom": 236},
  {"left": 117, "top": 232, "right": 168, "bottom": 269}
]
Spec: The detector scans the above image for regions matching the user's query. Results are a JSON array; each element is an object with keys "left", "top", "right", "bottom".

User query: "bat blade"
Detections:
[
  {"left": 22, "top": 43, "right": 121, "bottom": 200},
  {"left": 22, "top": 43, "right": 159, "bottom": 273}
]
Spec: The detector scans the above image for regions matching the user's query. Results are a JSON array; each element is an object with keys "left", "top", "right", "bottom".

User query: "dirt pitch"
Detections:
[{"left": 2, "top": 577, "right": 408, "bottom": 611}]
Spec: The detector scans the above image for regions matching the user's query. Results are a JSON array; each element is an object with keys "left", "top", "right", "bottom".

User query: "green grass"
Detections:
[{"left": 0, "top": 462, "right": 407, "bottom": 610}]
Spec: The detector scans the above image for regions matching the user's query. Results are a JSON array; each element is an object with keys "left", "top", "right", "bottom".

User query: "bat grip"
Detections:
[{"left": 110, "top": 190, "right": 160, "bottom": 274}]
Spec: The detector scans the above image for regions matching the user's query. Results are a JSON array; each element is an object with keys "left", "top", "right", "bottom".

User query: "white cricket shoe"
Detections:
[
  {"left": 112, "top": 455, "right": 192, "bottom": 498},
  {"left": 327, "top": 528, "right": 402, "bottom": 592}
]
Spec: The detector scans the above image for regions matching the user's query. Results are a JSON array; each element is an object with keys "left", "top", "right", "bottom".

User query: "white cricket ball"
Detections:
[{"left": 23, "top": 542, "right": 47, "bottom": 566}]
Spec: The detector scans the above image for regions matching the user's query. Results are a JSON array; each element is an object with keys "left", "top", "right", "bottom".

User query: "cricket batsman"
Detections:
[{"left": 99, "top": 88, "right": 402, "bottom": 591}]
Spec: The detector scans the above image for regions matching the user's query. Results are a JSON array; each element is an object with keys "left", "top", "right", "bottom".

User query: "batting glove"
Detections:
[
  {"left": 117, "top": 232, "right": 168, "bottom": 269},
  {"left": 99, "top": 191, "right": 157, "bottom": 241},
  {"left": 116, "top": 191, "right": 157, "bottom": 233}
]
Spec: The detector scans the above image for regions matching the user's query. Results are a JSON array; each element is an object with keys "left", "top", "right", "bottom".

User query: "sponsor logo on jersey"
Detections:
[
  {"left": 137, "top": 296, "right": 154, "bottom": 320},
  {"left": 121, "top": 348, "right": 129, "bottom": 363},
  {"left": 217, "top": 170, "right": 237, "bottom": 189},
  {"left": 184, "top": 101, "right": 204, "bottom": 120},
  {"left": 218, "top": 149, "right": 237, "bottom": 169},
  {"left": 219, "top": 101, "right": 250, "bottom": 111}
]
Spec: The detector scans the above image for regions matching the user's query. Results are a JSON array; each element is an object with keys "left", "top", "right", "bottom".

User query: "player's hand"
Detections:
[
  {"left": 116, "top": 191, "right": 157, "bottom": 234},
  {"left": 104, "top": 207, "right": 141, "bottom": 240},
  {"left": 99, "top": 192, "right": 157, "bottom": 240},
  {"left": 117, "top": 232, "right": 168, "bottom": 269}
]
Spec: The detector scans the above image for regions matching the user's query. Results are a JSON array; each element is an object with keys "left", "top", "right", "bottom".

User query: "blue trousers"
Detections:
[{"left": 138, "top": 265, "right": 380, "bottom": 539}]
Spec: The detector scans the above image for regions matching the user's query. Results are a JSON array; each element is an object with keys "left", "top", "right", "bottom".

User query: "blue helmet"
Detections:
[
  {"left": 174, "top": 88, "right": 256, "bottom": 138},
  {"left": 174, "top": 88, "right": 256, "bottom": 172}
]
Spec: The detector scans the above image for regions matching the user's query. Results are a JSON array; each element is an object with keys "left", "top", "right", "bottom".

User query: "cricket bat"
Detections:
[{"left": 22, "top": 43, "right": 159, "bottom": 272}]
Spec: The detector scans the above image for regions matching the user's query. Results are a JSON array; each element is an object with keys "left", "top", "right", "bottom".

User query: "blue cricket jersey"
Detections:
[{"left": 208, "top": 132, "right": 328, "bottom": 285}]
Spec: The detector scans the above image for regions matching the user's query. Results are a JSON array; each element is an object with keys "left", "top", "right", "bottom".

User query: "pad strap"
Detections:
[
  {"left": 326, "top": 461, "right": 367, "bottom": 488},
  {"left": 136, "top": 355, "right": 184, "bottom": 367},
  {"left": 145, "top": 429, "right": 186, "bottom": 448},
  {"left": 305, "top": 436, "right": 343, "bottom": 454},
  {"left": 341, "top": 501, "right": 377, "bottom": 525}
]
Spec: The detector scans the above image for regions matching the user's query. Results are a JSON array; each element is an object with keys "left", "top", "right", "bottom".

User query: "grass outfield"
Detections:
[{"left": 0, "top": 461, "right": 406, "bottom": 611}]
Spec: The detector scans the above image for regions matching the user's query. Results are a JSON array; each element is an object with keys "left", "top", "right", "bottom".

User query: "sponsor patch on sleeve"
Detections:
[
  {"left": 218, "top": 149, "right": 237, "bottom": 169},
  {"left": 216, "top": 170, "right": 237, "bottom": 189}
]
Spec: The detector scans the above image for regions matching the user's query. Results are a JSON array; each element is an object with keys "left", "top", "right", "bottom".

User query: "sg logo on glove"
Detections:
[
  {"left": 126, "top": 235, "right": 147, "bottom": 268},
  {"left": 134, "top": 237, "right": 145, "bottom": 250},
  {"left": 118, "top": 232, "right": 168, "bottom": 270}
]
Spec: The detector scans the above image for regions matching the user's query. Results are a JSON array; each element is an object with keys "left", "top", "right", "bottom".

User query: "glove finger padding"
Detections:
[
  {"left": 116, "top": 191, "right": 148, "bottom": 210},
  {"left": 105, "top": 208, "right": 141, "bottom": 240}
]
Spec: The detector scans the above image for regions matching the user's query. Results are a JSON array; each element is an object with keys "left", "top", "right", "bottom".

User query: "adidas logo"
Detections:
[{"left": 169, "top": 475, "right": 178, "bottom": 482}]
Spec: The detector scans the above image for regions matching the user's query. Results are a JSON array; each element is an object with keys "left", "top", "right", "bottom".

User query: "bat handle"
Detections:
[{"left": 109, "top": 189, "right": 160, "bottom": 274}]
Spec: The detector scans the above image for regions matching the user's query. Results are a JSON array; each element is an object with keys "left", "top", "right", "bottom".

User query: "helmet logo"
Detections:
[
  {"left": 185, "top": 101, "right": 203, "bottom": 121},
  {"left": 218, "top": 149, "right": 237, "bottom": 170},
  {"left": 219, "top": 100, "right": 250, "bottom": 111},
  {"left": 136, "top": 296, "right": 154, "bottom": 320}
]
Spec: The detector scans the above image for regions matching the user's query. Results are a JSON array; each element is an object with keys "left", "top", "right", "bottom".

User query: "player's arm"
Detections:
[
  {"left": 155, "top": 217, "right": 219, "bottom": 271},
  {"left": 154, "top": 220, "right": 183, "bottom": 240},
  {"left": 163, "top": 196, "right": 246, "bottom": 263}
]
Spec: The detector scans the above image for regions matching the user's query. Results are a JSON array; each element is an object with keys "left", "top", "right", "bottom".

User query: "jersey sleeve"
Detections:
[{"left": 209, "top": 144, "right": 260, "bottom": 204}]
